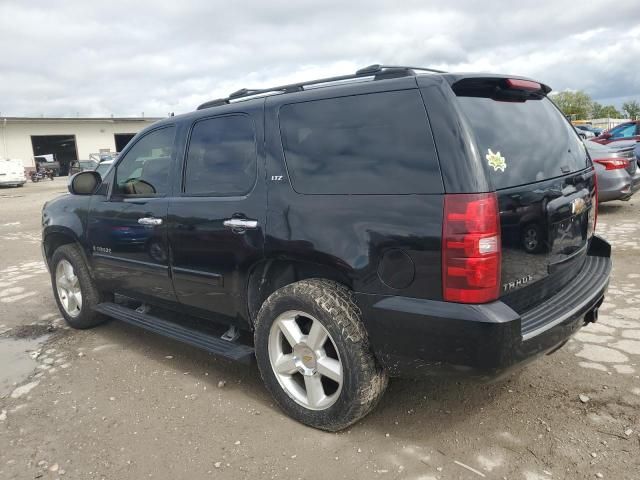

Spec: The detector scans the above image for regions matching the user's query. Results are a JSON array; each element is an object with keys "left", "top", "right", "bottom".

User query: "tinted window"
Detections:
[
  {"left": 279, "top": 90, "right": 442, "bottom": 194},
  {"left": 115, "top": 127, "right": 175, "bottom": 196},
  {"left": 610, "top": 123, "right": 637, "bottom": 139},
  {"left": 456, "top": 96, "right": 587, "bottom": 189},
  {"left": 184, "top": 115, "right": 256, "bottom": 196}
]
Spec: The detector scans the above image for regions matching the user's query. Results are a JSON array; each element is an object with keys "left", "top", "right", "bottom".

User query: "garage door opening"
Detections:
[
  {"left": 31, "top": 135, "right": 78, "bottom": 176},
  {"left": 114, "top": 133, "right": 136, "bottom": 152}
]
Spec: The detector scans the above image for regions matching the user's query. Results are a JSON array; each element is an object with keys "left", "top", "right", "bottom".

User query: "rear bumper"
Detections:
[
  {"left": 357, "top": 236, "right": 611, "bottom": 378},
  {"left": 0, "top": 179, "right": 26, "bottom": 186},
  {"left": 597, "top": 169, "right": 640, "bottom": 202}
]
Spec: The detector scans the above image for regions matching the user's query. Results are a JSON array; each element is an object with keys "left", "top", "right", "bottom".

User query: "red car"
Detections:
[{"left": 592, "top": 120, "right": 640, "bottom": 145}]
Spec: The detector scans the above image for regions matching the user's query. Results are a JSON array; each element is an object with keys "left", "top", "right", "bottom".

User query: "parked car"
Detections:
[
  {"left": 68, "top": 160, "right": 99, "bottom": 176},
  {"left": 592, "top": 120, "right": 640, "bottom": 145},
  {"left": 574, "top": 124, "right": 597, "bottom": 138},
  {"left": 584, "top": 125, "right": 603, "bottom": 136},
  {"left": 0, "top": 158, "right": 26, "bottom": 187},
  {"left": 43, "top": 65, "right": 611, "bottom": 431},
  {"left": 585, "top": 140, "right": 640, "bottom": 202}
]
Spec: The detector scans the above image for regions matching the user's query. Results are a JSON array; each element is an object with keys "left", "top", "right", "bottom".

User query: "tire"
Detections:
[
  {"left": 254, "top": 279, "right": 388, "bottom": 431},
  {"left": 50, "top": 244, "right": 109, "bottom": 329}
]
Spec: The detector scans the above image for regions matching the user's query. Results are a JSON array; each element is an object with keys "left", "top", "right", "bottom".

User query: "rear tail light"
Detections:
[
  {"left": 593, "top": 158, "right": 629, "bottom": 170},
  {"left": 442, "top": 193, "right": 501, "bottom": 304}
]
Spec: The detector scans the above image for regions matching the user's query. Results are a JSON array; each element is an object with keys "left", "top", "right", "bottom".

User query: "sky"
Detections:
[{"left": 1, "top": 0, "right": 639, "bottom": 117}]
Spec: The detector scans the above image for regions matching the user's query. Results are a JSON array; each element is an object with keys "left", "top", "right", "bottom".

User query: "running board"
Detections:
[{"left": 93, "top": 302, "right": 254, "bottom": 363}]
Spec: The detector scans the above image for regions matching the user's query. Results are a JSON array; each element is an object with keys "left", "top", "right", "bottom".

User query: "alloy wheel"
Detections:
[
  {"left": 55, "top": 259, "right": 82, "bottom": 317},
  {"left": 268, "top": 310, "right": 343, "bottom": 410}
]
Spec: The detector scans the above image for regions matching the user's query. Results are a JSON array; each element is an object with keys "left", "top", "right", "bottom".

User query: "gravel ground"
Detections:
[{"left": 0, "top": 178, "right": 638, "bottom": 480}]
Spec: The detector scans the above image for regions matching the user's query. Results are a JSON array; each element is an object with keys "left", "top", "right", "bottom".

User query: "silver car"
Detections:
[
  {"left": 575, "top": 125, "right": 596, "bottom": 139},
  {"left": 585, "top": 140, "right": 640, "bottom": 202}
]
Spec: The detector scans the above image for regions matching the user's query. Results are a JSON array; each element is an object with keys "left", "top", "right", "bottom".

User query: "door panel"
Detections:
[
  {"left": 168, "top": 197, "right": 265, "bottom": 322},
  {"left": 87, "top": 125, "right": 177, "bottom": 303},
  {"left": 167, "top": 110, "right": 266, "bottom": 324},
  {"left": 88, "top": 197, "right": 174, "bottom": 301}
]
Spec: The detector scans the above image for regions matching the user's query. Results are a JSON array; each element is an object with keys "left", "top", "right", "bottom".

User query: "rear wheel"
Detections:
[
  {"left": 254, "top": 279, "right": 388, "bottom": 431},
  {"left": 51, "top": 244, "right": 109, "bottom": 329}
]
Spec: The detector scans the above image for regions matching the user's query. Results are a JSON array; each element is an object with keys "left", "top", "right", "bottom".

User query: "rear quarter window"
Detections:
[
  {"left": 456, "top": 95, "right": 588, "bottom": 190},
  {"left": 279, "top": 89, "right": 442, "bottom": 194}
]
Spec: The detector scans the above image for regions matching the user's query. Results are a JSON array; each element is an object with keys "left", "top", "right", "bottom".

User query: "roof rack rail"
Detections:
[
  {"left": 355, "top": 64, "right": 447, "bottom": 75},
  {"left": 197, "top": 64, "right": 447, "bottom": 110}
]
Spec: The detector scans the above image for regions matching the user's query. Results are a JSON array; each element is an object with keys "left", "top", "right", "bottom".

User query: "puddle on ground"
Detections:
[{"left": 0, "top": 336, "right": 48, "bottom": 397}]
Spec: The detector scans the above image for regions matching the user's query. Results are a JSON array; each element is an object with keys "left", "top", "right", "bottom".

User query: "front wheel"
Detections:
[
  {"left": 51, "top": 244, "right": 109, "bottom": 329},
  {"left": 254, "top": 279, "right": 388, "bottom": 431}
]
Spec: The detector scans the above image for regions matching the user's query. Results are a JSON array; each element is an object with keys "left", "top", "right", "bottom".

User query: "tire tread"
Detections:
[
  {"left": 255, "top": 278, "right": 388, "bottom": 431},
  {"left": 51, "top": 244, "right": 108, "bottom": 329}
]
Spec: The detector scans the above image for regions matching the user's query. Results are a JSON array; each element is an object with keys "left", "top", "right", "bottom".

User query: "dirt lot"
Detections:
[{"left": 0, "top": 179, "right": 639, "bottom": 480}]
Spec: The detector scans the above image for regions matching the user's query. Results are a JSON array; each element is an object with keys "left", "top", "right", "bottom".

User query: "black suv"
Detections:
[{"left": 42, "top": 65, "right": 611, "bottom": 431}]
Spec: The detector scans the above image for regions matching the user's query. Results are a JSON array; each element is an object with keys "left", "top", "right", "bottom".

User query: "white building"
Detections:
[{"left": 0, "top": 116, "right": 162, "bottom": 174}]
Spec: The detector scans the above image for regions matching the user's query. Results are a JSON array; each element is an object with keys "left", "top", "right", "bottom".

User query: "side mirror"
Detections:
[
  {"left": 600, "top": 132, "right": 612, "bottom": 139},
  {"left": 68, "top": 171, "right": 101, "bottom": 195}
]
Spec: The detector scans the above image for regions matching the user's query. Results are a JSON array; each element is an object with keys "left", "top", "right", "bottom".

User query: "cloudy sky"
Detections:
[{"left": 1, "top": 0, "right": 639, "bottom": 117}]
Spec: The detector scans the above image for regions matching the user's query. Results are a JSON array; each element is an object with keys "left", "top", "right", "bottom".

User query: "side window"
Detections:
[
  {"left": 611, "top": 123, "right": 636, "bottom": 139},
  {"left": 279, "top": 90, "right": 442, "bottom": 194},
  {"left": 114, "top": 127, "right": 175, "bottom": 196},
  {"left": 183, "top": 115, "right": 257, "bottom": 196}
]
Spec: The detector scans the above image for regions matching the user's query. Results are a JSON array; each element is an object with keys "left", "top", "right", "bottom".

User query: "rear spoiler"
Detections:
[{"left": 449, "top": 76, "right": 552, "bottom": 100}]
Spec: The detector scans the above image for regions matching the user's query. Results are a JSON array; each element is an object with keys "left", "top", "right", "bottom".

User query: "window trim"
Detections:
[
  {"left": 109, "top": 125, "right": 176, "bottom": 200},
  {"left": 180, "top": 113, "right": 258, "bottom": 198}
]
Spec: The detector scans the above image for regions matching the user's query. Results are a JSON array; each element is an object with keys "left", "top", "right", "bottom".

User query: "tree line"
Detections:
[{"left": 549, "top": 90, "right": 640, "bottom": 120}]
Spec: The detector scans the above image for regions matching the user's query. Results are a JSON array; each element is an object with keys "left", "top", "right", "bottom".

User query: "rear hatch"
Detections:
[{"left": 453, "top": 78, "right": 595, "bottom": 313}]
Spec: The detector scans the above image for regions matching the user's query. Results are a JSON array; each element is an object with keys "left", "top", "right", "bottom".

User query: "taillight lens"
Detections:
[
  {"left": 442, "top": 193, "right": 501, "bottom": 303},
  {"left": 593, "top": 158, "right": 629, "bottom": 170}
]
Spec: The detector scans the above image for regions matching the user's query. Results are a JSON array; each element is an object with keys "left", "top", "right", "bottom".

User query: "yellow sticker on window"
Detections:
[{"left": 486, "top": 149, "right": 507, "bottom": 172}]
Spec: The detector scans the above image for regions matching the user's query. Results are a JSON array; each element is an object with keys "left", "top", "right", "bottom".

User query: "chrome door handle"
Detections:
[
  {"left": 223, "top": 218, "right": 258, "bottom": 229},
  {"left": 138, "top": 217, "right": 163, "bottom": 226}
]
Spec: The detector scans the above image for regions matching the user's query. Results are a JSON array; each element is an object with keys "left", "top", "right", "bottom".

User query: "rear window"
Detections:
[
  {"left": 455, "top": 92, "right": 588, "bottom": 190},
  {"left": 279, "top": 90, "right": 442, "bottom": 194}
]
